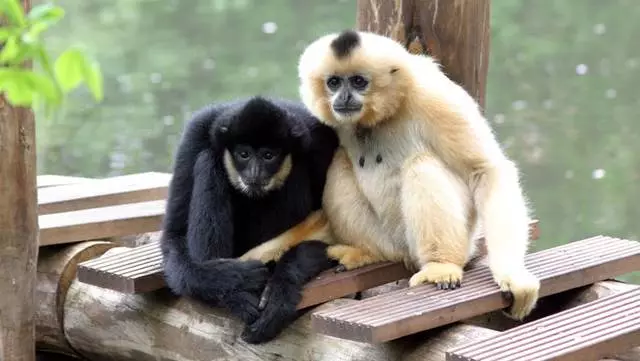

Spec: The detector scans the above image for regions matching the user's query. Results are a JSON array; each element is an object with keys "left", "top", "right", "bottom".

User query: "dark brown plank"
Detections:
[
  {"left": 38, "top": 172, "right": 171, "bottom": 215},
  {"left": 447, "top": 287, "right": 640, "bottom": 361},
  {"left": 78, "top": 221, "right": 539, "bottom": 311},
  {"left": 39, "top": 200, "right": 166, "bottom": 246},
  {"left": 311, "top": 236, "right": 640, "bottom": 343}
]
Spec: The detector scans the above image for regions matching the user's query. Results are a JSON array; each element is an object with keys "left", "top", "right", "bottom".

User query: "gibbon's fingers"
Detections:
[
  {"left": 494, "top": 268, "right": 540, "bottom": 320},
  {"left": 238, "top": 210, "right": 332, "bottom": 263},
  {"left": 327, "top": 244, "right": 384, "bottom": 271},
  {"left": 408, "top": 262, "right": 464, "bottom": 289}
]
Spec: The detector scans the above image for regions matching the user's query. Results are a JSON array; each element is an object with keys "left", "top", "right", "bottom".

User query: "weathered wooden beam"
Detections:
[
  {"left": 36, "top": 175, "right": 92, "bottom": 188},
  {"left": 0, "top": 1, "right": 38, "bottom": 359},
  {"left": 38, "top": 200, "right": 165, "bottom": 246},
  {"left": 356, "top": 0, "right": 490, "bottom": 107},
  {"left": 37, "top": 172, "right": 171, "bottom": 215},
  {"left": 36, "top": 241, "right": 116, "bottom": 355},
  {"left": 59, "top": 280, "right": 501, "bottom": 361}
]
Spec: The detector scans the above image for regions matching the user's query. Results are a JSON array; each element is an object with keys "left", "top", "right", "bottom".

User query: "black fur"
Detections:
[
  {"left": 242, "top": 241, "right": 337, "bottom": 343},
  {"left": 160, "top": 96, "right": 339, "bottom": 344},
  {"left": 331, "top": 29, "right": 361, "bottom": 59}
]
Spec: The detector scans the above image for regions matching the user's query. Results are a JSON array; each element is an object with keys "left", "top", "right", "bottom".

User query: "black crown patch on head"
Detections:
[{"left": 331, "top": 30, "right": 360, "bottom": 59}]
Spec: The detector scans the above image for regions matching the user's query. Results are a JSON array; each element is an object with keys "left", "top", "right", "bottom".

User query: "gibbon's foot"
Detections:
[
  {"left": 493, "top": 268, "right": 540, "bottom": 320},
  {"left": 327, "top": 245, "right": 381, "bottom": 272},
  {"left": 238, "top": 240, "right": 287, "bottom": 264},
  {"left": 217, "top": 260, "right": 271, "bottom": 324},
  {"left": 408, "top": 262, "right": 464, "bottom": 289}
]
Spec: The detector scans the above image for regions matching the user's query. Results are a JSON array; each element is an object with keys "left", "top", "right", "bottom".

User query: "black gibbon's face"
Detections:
[
  {"left": 224, "top": 144, "right": 292, "bottom": 198},
  {"left": 325, "top": 73, "right": 370, "bottom": 122}
]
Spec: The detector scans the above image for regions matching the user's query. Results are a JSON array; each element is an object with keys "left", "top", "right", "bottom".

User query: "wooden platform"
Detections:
[
  {"left": 310, "top": 236, "right": 640, "bottom": 343},
  {"left": 36, "top": 172, "right": 170, "bottom": 246},
  {"left": 446, "top": 287, "right": 640, "bottom": 361},
  {"left": 76, "top": 221, "right": 539, "bottom": 310}
]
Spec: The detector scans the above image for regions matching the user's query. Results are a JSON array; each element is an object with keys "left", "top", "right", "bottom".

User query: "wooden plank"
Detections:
[
  {"left": 77, "top": 220, "right": 538, "bottom": 307},
  {"left": 37, "top": 175, "right": 92, "bottom": 188},
  {"left": 447, "top": 287, "right": 640, "bottom": 361},
  {"left": 310, "top": 236, "right": 640, "bottom": 343},
  {"left": 39, "top": 200, "right": 166, "bottom": 246},
  {"left": 38, "top": 172, "right": 171, "bottom": 215}
]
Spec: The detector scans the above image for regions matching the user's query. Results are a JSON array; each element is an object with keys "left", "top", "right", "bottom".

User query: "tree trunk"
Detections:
[
  {"left": 356, "top": 0, "right": 490, "bottom": 107},
  {"left": 0, "top": 0, "right": 38, "bottom": 359},
  {"left": 59, "top": 281, "right": 499, "bottom": 361},
  {"left": 36, "top": 241, "right": 116, "bottom": 355}
]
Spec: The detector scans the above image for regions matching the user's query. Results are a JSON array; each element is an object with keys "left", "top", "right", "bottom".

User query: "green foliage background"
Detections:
[{"left": 35, "top": 0, "right": 640, "bottom": 282}]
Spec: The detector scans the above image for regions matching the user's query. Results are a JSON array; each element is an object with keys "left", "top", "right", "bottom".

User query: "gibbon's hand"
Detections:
[{"left": 206, "top": 258, "right": 271, "bottom": 324}]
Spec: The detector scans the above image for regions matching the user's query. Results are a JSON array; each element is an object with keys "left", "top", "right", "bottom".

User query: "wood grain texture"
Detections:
[
  {"left": 36, "top": 241, "right": 116, "bottom": 354},
  {"left": 447, "top": 288, "right": 640, "bottom": 361},
  {"left": 311, "top": 236, "right": 640, "bottom": 343},
  {"left": 37, "top": 172, "right": 171, "bottom": 215},
  {"left": 356, "top": 0, "right": 491, "bottom": 107},
  {"left": 0, "top": 1, "right": 38, "bottom": 358},
  {"left": 60, "top": 282, "right": 500, "bottom": 361}
]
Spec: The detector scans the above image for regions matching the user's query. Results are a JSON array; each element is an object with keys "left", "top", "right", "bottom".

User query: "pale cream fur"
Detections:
[{"left": 241, "top": 31, "right": 540, "bottom": 320}]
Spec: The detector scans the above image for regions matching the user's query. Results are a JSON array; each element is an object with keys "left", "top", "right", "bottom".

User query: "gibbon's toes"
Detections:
[
  {"left": 408, "top": 262, "right": 464, "bottom": 289},
  {"left": 239, "top": 245, "right": 285, "bottom": 264},
  {"left": 327, "top": 245, "right": 377, "bottom": 271},
  {"left": 495, "top": 269, "right": 540, "bottom": 320}
]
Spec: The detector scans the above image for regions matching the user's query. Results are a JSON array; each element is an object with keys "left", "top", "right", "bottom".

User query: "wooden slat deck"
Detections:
[
  {"left": 446, "top": 287, "right": 640, "bottom": 361},
  {"left": 310, "top": 236, "right": 640, "bottom": 343},
  {"left": 38, "top": 172, "right": 171, "bottom": 215},
  {"left": 76, "top": 221, "right": 539, "bottom": 310}
]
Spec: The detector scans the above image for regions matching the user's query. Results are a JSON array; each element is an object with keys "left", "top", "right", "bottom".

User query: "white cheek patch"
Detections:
[{"left": 223, "top": 150, "right": 250, "bottom": 194}]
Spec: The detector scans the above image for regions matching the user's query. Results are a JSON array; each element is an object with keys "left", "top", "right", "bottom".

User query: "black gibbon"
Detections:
[
  {"left": 241, "top": 30, "right": 540, "bottom": 320},
  {"left": 160, "top": 96, "right": 339, "bottom": 343}
]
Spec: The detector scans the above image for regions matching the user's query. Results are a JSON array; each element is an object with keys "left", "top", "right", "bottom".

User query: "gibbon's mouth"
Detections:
[{"left": 333, "top": 105, "right": 363, "bottom": 114}]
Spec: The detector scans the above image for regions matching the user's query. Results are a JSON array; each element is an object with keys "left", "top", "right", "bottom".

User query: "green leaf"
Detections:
[
  {"left": 25, "top": 71, "right": 60, "bottom": 104},
  {"left": 53, "top": 48, "right": 85, "bottom": 92},
  {"left": 0, "top": 69, "right": 34, "bottom": 106},
  {"left": 0, "top": 0, "right": 27, "bottom": 27},
  {"left": 79, "top": 54, "right": 104, "bottom": 101},
  {"left": 27, "top": 3, "right": 65, "bottom": 24},
  {"left": 0, "top": 36, "right": 20, "bottom": 63}
]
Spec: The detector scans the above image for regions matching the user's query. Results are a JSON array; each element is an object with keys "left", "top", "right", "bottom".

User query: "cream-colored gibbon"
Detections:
[{"left": 240, "top": 30, "right": 539, "bottom": 320}]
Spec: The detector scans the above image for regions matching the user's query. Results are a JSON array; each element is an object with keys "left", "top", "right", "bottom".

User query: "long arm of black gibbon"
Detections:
[
  {"left": 160, "top": 108, "right": 269, "bottom": 324},
  {"left": 241, "top": 241, "right": 336, "bottom": 344}
]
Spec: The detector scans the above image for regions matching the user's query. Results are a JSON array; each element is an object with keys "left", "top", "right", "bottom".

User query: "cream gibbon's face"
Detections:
[
  {"left": 298, "top": 30, "right": 411, "bottom": 128},
  {"left": 325, "top": 72, "right": 371, "bottom": 123}
]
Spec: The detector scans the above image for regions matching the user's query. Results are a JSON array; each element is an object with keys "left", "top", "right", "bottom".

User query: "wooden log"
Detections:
[
  {"left": 0, "top": 1, "right": 38, "bottom": 359},
  {"left": 37, "top": 175, "right": 92, "bottom": 188},
  {"left": 36, "top": 241, "right": 116, "bottom": 355},
  {"left": 60, "top": 280, "right": 500, "bottom": 361},
  {"left": 356, "top": 0, "right": 490, "bottom": 107}
]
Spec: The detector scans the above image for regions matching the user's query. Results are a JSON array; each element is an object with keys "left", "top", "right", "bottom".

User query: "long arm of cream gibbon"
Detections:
[
  {"left": 238, "top": 210, "right": 334, "bottom": 264},
  {"left": 421, "top": 89, "right": 535, "bottom": 279}
]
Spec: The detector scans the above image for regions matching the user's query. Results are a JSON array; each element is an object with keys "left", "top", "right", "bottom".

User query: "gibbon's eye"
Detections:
[
  {"left": 238, "top": 150, "right": 250, "bottom": 159},
  {"left": 326, "top": 76, "right": 342, "bottom": 91},
  {"left": 263, "top": 151, "right": 274, "bottom": 160},
  {"left": 350, "top": 75, "right": 368, "bottom": 90}
]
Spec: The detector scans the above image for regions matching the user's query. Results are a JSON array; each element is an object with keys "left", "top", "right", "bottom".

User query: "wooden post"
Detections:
[
  {"left": 356, "top": 0, "right": 491, "bottom": 108},
  {"left": 0, "top": 0, "right": 38, "bottom": 360}
]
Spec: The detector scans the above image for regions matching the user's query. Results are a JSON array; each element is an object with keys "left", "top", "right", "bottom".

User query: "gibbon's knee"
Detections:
[{"left": 401, "top": 154, "right": 471, "bottom": 266}]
